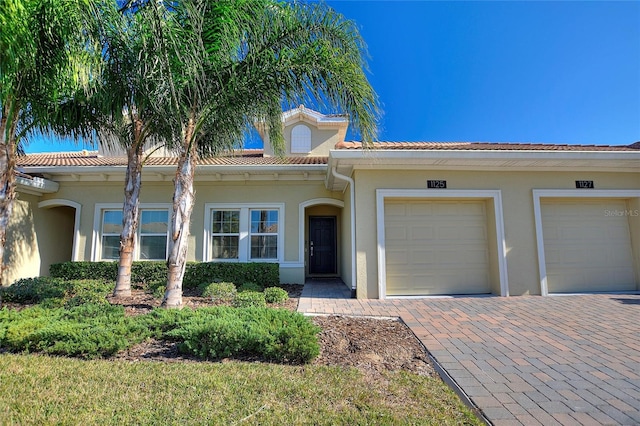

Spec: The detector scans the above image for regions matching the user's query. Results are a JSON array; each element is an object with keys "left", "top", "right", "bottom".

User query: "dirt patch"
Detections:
[{"left": 109, "top": 285, "right": 436, "bottom": 379}]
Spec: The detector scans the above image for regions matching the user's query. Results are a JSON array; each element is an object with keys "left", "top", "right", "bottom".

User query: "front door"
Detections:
[{"left": 308, "top": 216, "right": 337, "bottom": 274}]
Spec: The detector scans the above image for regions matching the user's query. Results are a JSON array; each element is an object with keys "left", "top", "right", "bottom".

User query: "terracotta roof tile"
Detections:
[
  {"left": 17, "top": 151, "right": 328, "bottom": 167},
  {"left": 335, "top": 141, "right": 640, "bottom": 152}
]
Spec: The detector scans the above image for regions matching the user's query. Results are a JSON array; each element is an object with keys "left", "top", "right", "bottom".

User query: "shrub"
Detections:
[
  {"left": 146, "top": 280, "right": 166, "bottom": 300},
  {"left": 50, "top": 262, "right": 117, "bottom": 281},
  {"left": 264, "top": 287, "right": 289, "bottom": 304},
  {"left": 232, "top": 291, "right": 266, "bottom": 308},
  {"left": 50, "top": 261, "right": 278, "bottom": 289},
  {"left": 201, "top": 282, "right": 237, "bottom": 302},
  {"left": 237, "top": 282, "right": 263, "bottom": 293},
  {"left": 0, "top": 278, "right": 110, "bottom": 307},
  {"left": 183, "top": 263, "right": 278, "bottom": 290},
  {"left": 0, "top": 304, "right": 150, "bottom": 358},
  {"left": 166, "top": 307, "right": 320, "bottom": 363},
  {"left": 0, "top": 277, "right": 67, "bottom": 304}
]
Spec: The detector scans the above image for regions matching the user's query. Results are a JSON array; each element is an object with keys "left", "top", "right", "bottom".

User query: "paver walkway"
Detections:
[{"left": 299, "top": 281, "right": 640, "bottom": 426}]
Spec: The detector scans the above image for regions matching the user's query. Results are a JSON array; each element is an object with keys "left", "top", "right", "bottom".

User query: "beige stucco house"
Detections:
[{"left": 6, "top": 106, "right": 640, "bottom": 298}]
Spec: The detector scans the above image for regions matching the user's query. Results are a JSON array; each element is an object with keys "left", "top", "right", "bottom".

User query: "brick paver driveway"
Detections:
[{"left": 299, "top": 287, "right": 640, "bottom": 425}]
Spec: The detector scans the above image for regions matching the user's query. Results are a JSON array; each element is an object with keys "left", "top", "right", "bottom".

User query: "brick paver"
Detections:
[{"left": 299, "top": 282, "right": 640, "bottom": 426}]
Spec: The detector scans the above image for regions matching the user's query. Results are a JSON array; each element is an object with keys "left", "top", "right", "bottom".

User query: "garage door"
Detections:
[
  {"left": 384, "top": 200, "right": 491, "bottom": 296},
  {"left": 541, "top": 199, "right": 636, "bottom": 293}
]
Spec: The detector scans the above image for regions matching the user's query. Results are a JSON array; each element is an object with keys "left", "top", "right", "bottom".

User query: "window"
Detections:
[
  {"left": 211, "top": 210, "right": 240, "bottom": 259},
  {"left": 205, "top": 204, "right": 283, "bottom": 262},
  {"left": 250, "top": 209, "right": 278, "bottom": 259},
  {"left": 94, "top": 204, "right": 170, "bottom": 261},
  {"left": 101, "top": 210, "right": 122, "bottom": 260},
  {"left": 139, "top": 210, "right": 169, "bottom": 260},
  {"left": 291, "top": 124, "right": 311, "bottom": 153}
]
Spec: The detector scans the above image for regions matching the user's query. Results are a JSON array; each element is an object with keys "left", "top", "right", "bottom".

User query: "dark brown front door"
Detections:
[{"left": 309, "top": 216, "right": 337, "bottom": 274}]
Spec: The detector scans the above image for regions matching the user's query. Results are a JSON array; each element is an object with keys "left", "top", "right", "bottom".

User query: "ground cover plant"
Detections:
[{"left": 0, "top": 279, "right": 319, "bottom": 362}]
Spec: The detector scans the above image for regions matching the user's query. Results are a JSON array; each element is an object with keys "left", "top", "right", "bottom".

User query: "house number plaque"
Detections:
[
  {"left": 427, "top": 180, "right": 447, "bottom": 189},
  {"left": 575, "top": 180, "right": 594, "bottom": 189}
]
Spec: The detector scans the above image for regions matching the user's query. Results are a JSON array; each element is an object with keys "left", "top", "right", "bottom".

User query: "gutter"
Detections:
[
  {"left": 331, "top": 166, "right": 357, "bottom": 298},
  {"left": 15, "top": 175, "right": 59, "bottom": 195}
]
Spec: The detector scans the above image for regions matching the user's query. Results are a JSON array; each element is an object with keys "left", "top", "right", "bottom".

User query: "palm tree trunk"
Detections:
[
  {"left": 0, "top": 106, "right": 18, "bottom": 286},
  {"left": 163, "top": 125, "right": 197, "bottom": 308},
  {"left": 113, "top": 137, "right": 144, "bottom": 298}
]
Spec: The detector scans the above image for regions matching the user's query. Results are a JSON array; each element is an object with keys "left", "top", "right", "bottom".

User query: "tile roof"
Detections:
[
  {"left": 17, "top": 150, "right": 328, "bottom": 167},
  {"left": 335, "top": 141, "right": 640, "bottom": 152}
]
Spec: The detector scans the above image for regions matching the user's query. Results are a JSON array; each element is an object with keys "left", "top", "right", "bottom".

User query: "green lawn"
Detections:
[{"left": 0, "top": 353, "right": 481, "bottom": 425}]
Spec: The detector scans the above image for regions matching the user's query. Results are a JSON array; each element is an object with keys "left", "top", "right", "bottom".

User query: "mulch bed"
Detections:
[{"left": 108, "top": 284, "right": 437, "bottom": 379}]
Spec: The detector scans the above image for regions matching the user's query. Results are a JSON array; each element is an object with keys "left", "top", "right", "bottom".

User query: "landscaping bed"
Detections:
[{"left": 108, "top": 285, "right": 437, "bottom": 379}]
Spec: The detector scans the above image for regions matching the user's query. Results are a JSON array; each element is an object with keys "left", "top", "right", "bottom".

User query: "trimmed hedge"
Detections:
[
  {"left": 183, "top": 263, "right": 279, "bottom": 290},
  {"left": 50, "top": 261, "right": 280, "bottom": 288}
]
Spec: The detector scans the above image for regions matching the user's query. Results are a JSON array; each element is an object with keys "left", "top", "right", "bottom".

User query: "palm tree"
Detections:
[
  {"left": 149, "top": 0, "right": 379, "bottom": 307},
  {"left": 52, "top": 1, "right": 173, "bottom": 298},
  {"left": 0, "top": 0, "right": 99, "bottom": 285}
]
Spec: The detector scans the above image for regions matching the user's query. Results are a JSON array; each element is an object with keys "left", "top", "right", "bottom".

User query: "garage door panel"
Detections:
[
  {"left": 542, "top": 199, "right": 637, "bottom": 293},
  {"left": 385, "top": 200, "right": 491, "bottom": 296}
]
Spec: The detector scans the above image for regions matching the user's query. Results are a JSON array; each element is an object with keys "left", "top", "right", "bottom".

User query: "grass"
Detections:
[{"left": 0, "top": 353, "right": 482, "bottom": 425}]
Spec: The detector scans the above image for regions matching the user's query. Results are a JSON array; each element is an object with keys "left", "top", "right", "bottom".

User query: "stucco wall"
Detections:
[
  {"left": 262, "top": 122, "right": 341, "bottom": 157},
  {"left": 353, "top": 169, "right": 640, "bottom": 298},
  {"left": 39, "top": 178, "right": 344, "bottom": 284},
  {"left": 3, "top": 197, "right": 39, "bottom": 285}
]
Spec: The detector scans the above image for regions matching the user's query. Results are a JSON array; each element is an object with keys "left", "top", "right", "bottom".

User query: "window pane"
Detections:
[
  {"left": 140, "top": 210, "right": 168, "bottom": 234},
  {"left": 250, "top": 210, "right": 278, "bottom": 233},
  {"left": 212, "top": 236, "right": 239, "bottom": 259},
  {"left": 212, "top": 210, "right": 239, "bottom": 233},
  {"left": 139, "top": 236, "right": 167, "bottom": 260},
  {"left": 250, "top": 235, "right": 277, "bottom": 259},
  {"left": 103, "top": 210, "right": 123, "bottom": 234},
  {"left": 101, "top": 235, "right": 120, "bottom": 259}
]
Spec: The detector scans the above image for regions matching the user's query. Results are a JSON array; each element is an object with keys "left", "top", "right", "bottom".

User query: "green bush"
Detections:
[
  {"left": 183, "top": 263, "right": 279, "bottom": 290},
  {"left": 0, "top": 278, "right": 111, "bottom": 308},
  {"left": 50, "top": 262, "right": 117, "bottom": 281},
  {"left": 201, "top": 282, "right": 237, "bottom": 302},
  {"left": 237, "top": 282, "right": 263, "bottom": 293},
  {"left": 166, "top": 307, "right": 320, "bottom": 363},
  {"left": 130, "top": 262, "right": 168, "bottom": 285},
  {"left": 0, "top": 304, "right": 150, "bottom": 358},
  {"left": 50, "top": 261, "right": 278, "bottom": 289},
  {"left": 1, "top": 303, "right": 320, "bottom": 363},
  {"left": 264, "top": 287, "right": 289, "bottom": 304},
  {"left": 146, "top": 280, "right": 166, "bottom": 299},
  {"left": 233, "top": 291, "right": 266, "bottom": 308},
  {"left": 0, "top": 277, "right": 67, "bottom": 304}
]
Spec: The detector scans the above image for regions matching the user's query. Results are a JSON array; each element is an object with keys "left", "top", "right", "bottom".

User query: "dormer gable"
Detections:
[{"left": 257, "top": 106, "right": 349, "bottom": 157}]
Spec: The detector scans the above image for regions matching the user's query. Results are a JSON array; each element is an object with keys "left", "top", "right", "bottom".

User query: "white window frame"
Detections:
[
  {"left": 92, "top": 203, "right": 171, "bottom": 261},
  {"left": 291, "top": 124, "right": 312, "bottom": 153},
  {"left": 210, "top": 209, "right": 241, "bottom": 260},
  {"left": 204, "top": 203, "right": 284, "bottom": 262}
]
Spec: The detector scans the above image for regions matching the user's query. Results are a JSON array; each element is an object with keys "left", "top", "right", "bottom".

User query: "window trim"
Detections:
[
  {"left": 204, "top": 203, "right": 284, "bottom": 262},
  {"left": 92, "top": 203, "right": 171, "bottom": 261}
]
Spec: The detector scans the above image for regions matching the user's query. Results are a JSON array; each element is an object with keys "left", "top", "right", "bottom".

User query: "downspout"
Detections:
[{"left": 331, "top": 167, "right": 357, "bottom": 298}]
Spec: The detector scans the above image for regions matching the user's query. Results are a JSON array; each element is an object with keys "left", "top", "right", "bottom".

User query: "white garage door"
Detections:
[
  {"left": 541, "top": 199, "right": 637, "bottom": 293},
  {"left": 384, "top": 200, "right": 491, "bottom": 296}
]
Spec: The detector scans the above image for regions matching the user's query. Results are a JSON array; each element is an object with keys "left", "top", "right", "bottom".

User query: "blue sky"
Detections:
[{"left": 26, "top": 0, "right": 640, "bottom": 153}]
